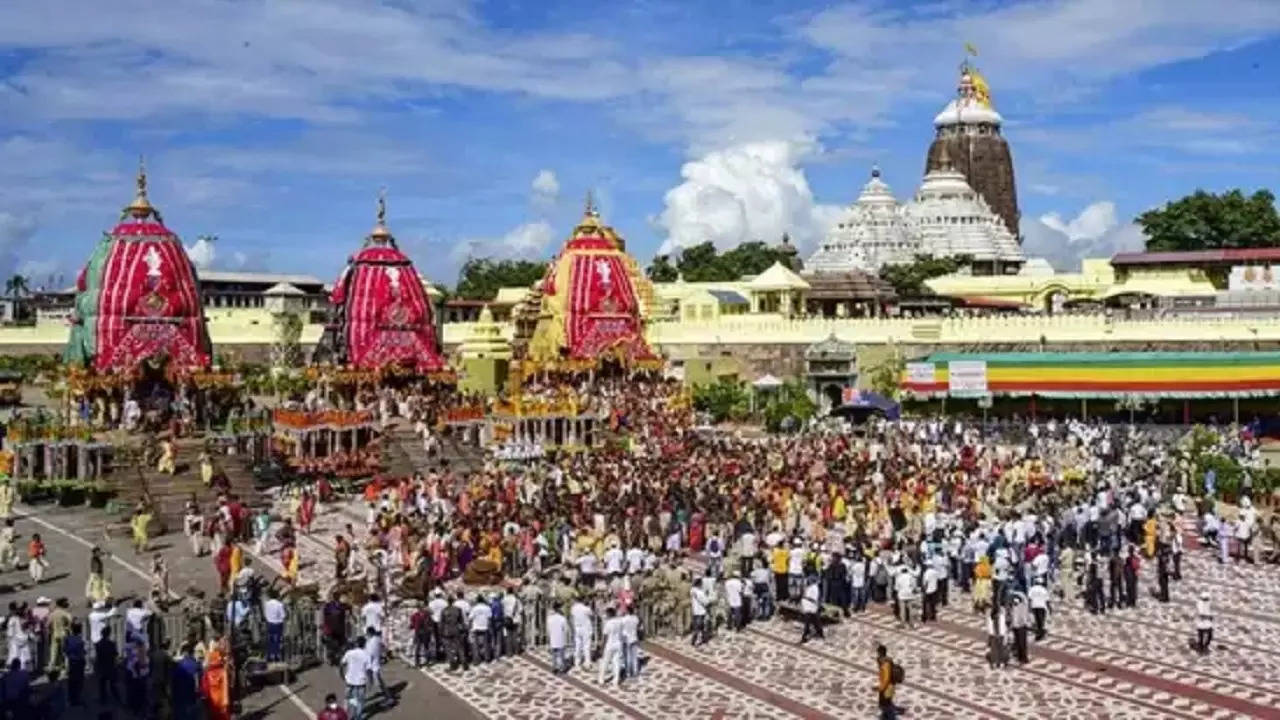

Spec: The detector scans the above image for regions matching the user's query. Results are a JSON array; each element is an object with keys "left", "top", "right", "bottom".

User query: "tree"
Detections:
[
  {"left": 878, "top": 256, "right": 961, "bottom": 297},
  {"left": 4, "top": 275, "right": 30, "bottom": 299},
  {"left": 647, "top": 254, "right": 679, "bottom": 282},
  {"left": 646, "top": 240, "right": 794, "bottom": 283},
  {"left": 867, "top": 354, "right": 905, "bottom": 400},
  {"left": 762, "top": 379, "right": 817, "bottom": 433},
  {"left": 454, "top": 258, "right": 548, "bottom": 300},
  {"left": 1139, "top": 189, "right": 1280, "bottom": 252},
  {"left": 692, "top": 378, "right": 750, "bottom": 423}
]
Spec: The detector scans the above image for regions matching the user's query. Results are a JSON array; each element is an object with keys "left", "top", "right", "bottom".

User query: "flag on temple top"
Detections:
[{"left": 965, "top": 42, "right": 978, "bottom": 56}]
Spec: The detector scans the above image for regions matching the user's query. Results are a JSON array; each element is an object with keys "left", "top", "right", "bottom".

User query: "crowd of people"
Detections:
[{"left": 263, "top": 369, "right": 1274, "bottom": 720}]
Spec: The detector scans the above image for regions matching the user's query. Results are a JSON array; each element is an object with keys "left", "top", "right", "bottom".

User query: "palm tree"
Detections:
[{"left": 4, "top": 274, "right": 30, "bottom": 299}]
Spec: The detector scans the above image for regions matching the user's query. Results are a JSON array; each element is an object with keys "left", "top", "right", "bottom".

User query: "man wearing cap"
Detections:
[{"left": 1194, "top": 590, "right": 1213, "bottom": 654}]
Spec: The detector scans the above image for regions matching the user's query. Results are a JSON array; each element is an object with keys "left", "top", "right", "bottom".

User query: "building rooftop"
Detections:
[
  {"left": 1111, "top": 248, "right": 1280, "bottom": 266},
  {"left": 199, "top": 270, "right": 327, "bottom": 287}
]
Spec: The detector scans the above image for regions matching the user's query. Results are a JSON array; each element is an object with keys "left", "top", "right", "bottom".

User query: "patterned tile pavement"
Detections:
[{"left": 256, "top": 498, "right": 1280, "bottom": 720}]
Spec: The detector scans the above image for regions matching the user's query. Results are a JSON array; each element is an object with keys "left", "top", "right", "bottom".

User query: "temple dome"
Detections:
[
  {"left": 314, "top": 192, "right": 444, "bottom": 372},
  {"left": 64, "top": 159, "right": 211, "bottom": 375},
  {"left": 934, "top": 69, "right": 1004, "bottom": 127},
  {"left": 807, "top": 166, "right": 913, "bottom": 273},
  {"left": 526, "top": 194, "right": 654, "bottom": 366},
  {"left": 903, "top": 151, "right": 1023, "bottom": 265}
]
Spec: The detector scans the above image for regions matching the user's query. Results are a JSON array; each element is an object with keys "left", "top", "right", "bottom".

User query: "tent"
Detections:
[
  {"left": 832, "top": 389, "right": 901, "bottom": 421},
  {"left": 752, "top": 374, "right": 784, "bottom": 389}
]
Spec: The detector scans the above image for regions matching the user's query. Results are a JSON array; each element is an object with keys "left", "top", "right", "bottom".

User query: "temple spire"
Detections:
[
  {"left": 369, "top": 187, "right": 392, "bottom": 242},
  {"left": 936, "top": 141, "right": 954, "bottom": 171},
  {"left": 584, "top": 190, "right": 598, "bottom": 218},
  {"left": 123, "top": 155, "right": 159, "bottom": 221}
]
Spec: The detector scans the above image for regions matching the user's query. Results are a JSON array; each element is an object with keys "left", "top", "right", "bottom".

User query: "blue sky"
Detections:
[{"left": 2, "top": 0, "right": 1279, "bottom": 286}]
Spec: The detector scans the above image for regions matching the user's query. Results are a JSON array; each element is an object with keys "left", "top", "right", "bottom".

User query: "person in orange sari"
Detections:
[
  {"left": 202, "top": 637, "right": 231, "bottom": 720},
  {"left": 282, "top": 541, "right": 299, "bottom": 586}
]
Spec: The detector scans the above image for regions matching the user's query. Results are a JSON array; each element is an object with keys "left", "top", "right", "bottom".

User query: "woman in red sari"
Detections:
[{"left": 297, "top": 489, "right": 316, "bottom": 535}]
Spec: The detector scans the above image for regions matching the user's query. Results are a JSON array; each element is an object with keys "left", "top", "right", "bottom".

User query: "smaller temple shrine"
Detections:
[
  {"left": 524, "top": 194, "right": 658, "bottom": 369},
  {"left": 64, "top": 159, "right": 212, "bottom": 378},
  {"left": 314, "top": 192, "right": 445, "bottom": 376}
]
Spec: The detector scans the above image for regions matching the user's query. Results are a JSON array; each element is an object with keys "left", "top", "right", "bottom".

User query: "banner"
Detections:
[
  {"left": 948, "top": 360, "right": 988, "bottom": 396},
  {"left": 905, "top": 362, "right": 936, "bottom": 386}
]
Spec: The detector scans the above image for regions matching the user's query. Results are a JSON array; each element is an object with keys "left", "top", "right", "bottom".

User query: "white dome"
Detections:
[
  {"left": 904, "top": 169, "right": 1023, "bottom": 263},
  {"left": 807, "top": 166, "right": 915, "bottom": 273},
  {"left": 933, "top": 98, "right": 1003, "bottom": 127}
]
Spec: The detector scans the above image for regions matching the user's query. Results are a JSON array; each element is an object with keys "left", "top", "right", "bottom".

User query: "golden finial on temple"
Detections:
[
  {"left": 124, "top": 154, "right": 156, "bottom": 220},
  {"left": 370, "top": 186, "right": 392, "bottom": 241}
]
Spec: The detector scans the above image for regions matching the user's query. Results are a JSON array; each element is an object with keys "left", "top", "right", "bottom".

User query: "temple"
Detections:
[
  {"left": 313, "top": 192, "right": 444, "bottom": 373},
  {"left": 64, "top": 159, "right": 212, "bottom": 376},
  {"left": 904, "top": 144, "right": 1024, "bottom": 273},
  {"left": 523, "top": 195, "right": 657, "bottom": 367},
  {"left": 807, "top": 166, "right": 908, "bottom": 273},
  {"left": 925, "top": 59, "right": 1020, "bottom": 239},
  {"left": 807, "top": 149, "right": 1023, "bottom": 276}
]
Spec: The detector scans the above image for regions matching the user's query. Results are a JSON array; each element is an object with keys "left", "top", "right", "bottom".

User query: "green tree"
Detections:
[
  {"left": 647, "top": 254, "right": 679, "bottom": 282},
  {"left": 454, "top": 258, "right": 548, "bottom": 300},
  {"left": 762, "top": 379, "right": 817, "bottom": 433},
  {"left": 692, "top": 378, "right": 751, "bottom": 423},
  {"left": 867, "top": 353, "right": 905, "bottom": 400},
  {"left": 1139, "top": 189, "right": 1280, "bottom": 252},
  {"left": 878, "top": 255, "right": 961, "bottom": 297},
  {"left": 4, "top": 275, "right": 30, "bottom": 299},
  {"left": 647, "top": 240, "right": 793, "bottom": 283}
]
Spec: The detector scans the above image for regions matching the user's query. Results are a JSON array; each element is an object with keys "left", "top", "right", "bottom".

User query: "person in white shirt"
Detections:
[
  {"left": 689, "top": 584, "right": 709, "bottom": 646},
  {"left": 723, "top": 570, "right": 745, "bottom": 631},
  {"left": 921, "top": 562, "right": 940, "bottom": 623},
  {"left": 894, "top": 565, "right": 916, "bottom": 628},
  {"left": 799, "top": 575, "right": 823, "bottom": 643},
  {"left": 620, "top": 606, "right": 641, "bottom": 679},
  {"left": 849, "top": 555, "right": 868, "bottom": 613},
  {"left": 502, "top": 589, "right": 523, "bottom": 656},
  {"left": 739, "top": 530, "right": 758, "bottom": 575},
  {"left": 603, "top": 545, "right": 624, "bottom": 576},
  {"left": 341, "top": 636, "right": 372, "bottom": 720},
  {"left": 361, "top": 596, "right": 385, "bottom": 635},
  {"left": 597, "top": 607, "right": 624, "bottom": 686},
  {"left": 124, "top": 599, "right": 151, "bottom": 645},
  {"left": 577, "top": 552, "right": 598, "bottom": 586},
  {"left": 1194, "top": 590, "right": 1213, "bottom": 654},
  {"left": 262, "top": 590, "right": 287, "bottom": 662},
  {"left": 570, "top": 600, "right": 594, "bottom": 669},
  {"left": 468, "top": 596, "right": 493, "bottom": 663},
  {"left": 365, "top": 627, "right": 389, "bottom": 697},
  {"left": 547, "top": 605, "right": 569, "bottom": 673},
  {"left": 625, "top": 546, "right": 646, "bottom": 575},
  {"left": 986, "top": 605, "right": 1009, "bottom": 669},
  {"left": 1027, "top": 580, "right": 1051, "bottom": 641}
]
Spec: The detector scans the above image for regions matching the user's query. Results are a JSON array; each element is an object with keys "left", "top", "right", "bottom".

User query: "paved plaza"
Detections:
[{"left": 248, "top": 495, "right": 1280, "bottom": 720}]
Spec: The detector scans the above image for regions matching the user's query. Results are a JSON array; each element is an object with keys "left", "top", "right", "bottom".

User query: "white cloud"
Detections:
[
  {"left": 454, "top": 220, "right": 555, "bottom": 263},
  {"left": 655, "top": 140, "right": 840, "bottom": 256},
  {"left": 1040, "top": 201, "right": 1118, "bottom": 242},
  {"left": 1022, "top": 201, "right": 1147, "bottom": 271},
  {"left": 186, "top": 235, "right": 216, "bottom": 269},
  {"left": 530, "top": 170, "right": 560, "bottom": 209}
]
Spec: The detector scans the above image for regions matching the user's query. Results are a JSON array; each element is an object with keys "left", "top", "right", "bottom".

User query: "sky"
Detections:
[{"left": 2, "top": 0, "right": 1279, "bottom": 288}]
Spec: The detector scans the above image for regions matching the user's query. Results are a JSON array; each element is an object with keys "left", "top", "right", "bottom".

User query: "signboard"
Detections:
[
  {"left": 1229, "top": 265, "right": 1280, "bottom": 291},
  {"left": 905, "top": 362, "right": 936, "bottom": 386},
  {"left": 947, "top": 360, "right": 988, "bottom": 396}
]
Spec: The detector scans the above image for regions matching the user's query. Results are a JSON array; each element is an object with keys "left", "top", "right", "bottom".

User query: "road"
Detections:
[{"left": 3, "top": 501, "right": 481, "bottom": 720}]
